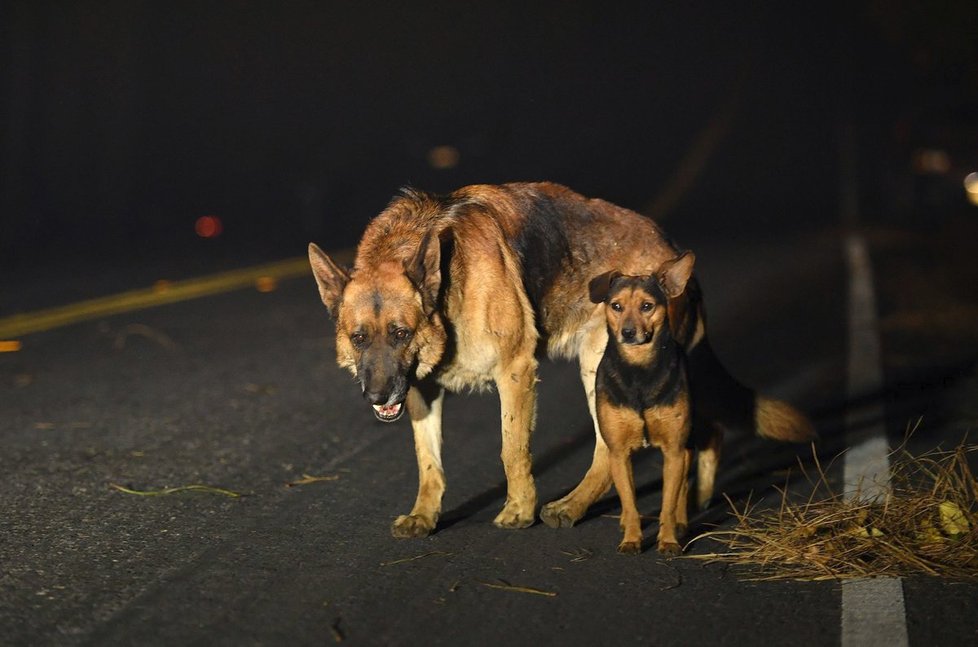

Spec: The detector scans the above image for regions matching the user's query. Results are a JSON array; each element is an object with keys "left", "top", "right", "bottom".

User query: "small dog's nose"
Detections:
[{"left": 621, "top": 327, "right": 636, "bottom": 341}]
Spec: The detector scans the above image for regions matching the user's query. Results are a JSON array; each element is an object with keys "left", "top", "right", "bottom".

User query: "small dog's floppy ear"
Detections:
[
  {"left": 406, "top": 226, "right": 453, "bottom": 315},
  {"left": 588, "top": 270, "right": 621, "bottom": 304},
  {"left": 308, "top": 242, "right": 350, "bottom": 318},
  {"left": 658, "top": 251, "right": 695, "bottom": 298}
]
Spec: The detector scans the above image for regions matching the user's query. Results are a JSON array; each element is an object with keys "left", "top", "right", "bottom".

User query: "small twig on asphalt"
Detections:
[
  {"left": 601, "top": 513, "right": 658, "bottom": 521},
  {"left": 112, "top": 323, "right": 179, "bottom": 351},
  {"left": 657, "top": 561, "right": 683, "bottom": 591},
  {"left": 477, "top": 579, "right": 558, "bottom": 597},
  {"left": 330, "top": 618, "right": 344, "bottom": 643},
  {"left": 109, "top": 483, "right": 241, "bottom": 498},
  {"left": 285, "top": 473, "right": 340, "bottom": 487},
  {"left": 560, "top": 547, "right": 594, "bottom": 562},
  {"left": 379, "top": 551, "right": 453, "bottom": 567}
]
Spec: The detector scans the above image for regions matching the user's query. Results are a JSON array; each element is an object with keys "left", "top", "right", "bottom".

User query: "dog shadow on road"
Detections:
[{"left": 435, "top": 358, "right": 974, "bottom": 539}]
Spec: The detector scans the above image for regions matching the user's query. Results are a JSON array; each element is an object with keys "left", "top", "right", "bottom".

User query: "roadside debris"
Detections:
[
  {"left": 285, "top": 473, "right": 340, "bottom": 488},
  {"left": 109, "top": 483, "right": 241, "bottom": 498},
  {"left": 685, "top": 441, "right": 978, "bottom": 581}
]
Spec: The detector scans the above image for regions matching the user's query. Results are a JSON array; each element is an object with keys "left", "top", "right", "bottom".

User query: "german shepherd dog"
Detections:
[
  {"left": 587, "top": 253, "right": 706, "bottom": 555},
  {"left": 308, "top": 182, "right": 814, "bottom": 539}
]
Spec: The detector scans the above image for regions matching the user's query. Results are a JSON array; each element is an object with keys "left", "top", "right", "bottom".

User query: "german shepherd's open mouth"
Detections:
[{"left": 372, "top": 401, "right": 405, "bottom": 422}]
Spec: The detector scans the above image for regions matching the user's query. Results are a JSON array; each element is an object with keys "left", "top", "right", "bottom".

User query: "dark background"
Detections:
[{"left": 3, "top": 1, "right": 976, "bottom": 271}]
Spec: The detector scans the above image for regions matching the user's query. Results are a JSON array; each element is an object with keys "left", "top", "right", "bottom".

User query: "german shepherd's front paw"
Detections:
[
  {"left": 493, "top": 501, "right": 535, "bottom": 529},
  {"left": 617, "top": 540, "right": 642, "bottom": 554},
  {"left": 656, "top": 540, "right": 681, "bottom": 557},
  {"left": 391, "top": 514, "right": 435, "bottom": 538},
  {"left": 539, "top": 501, "right": 579, "bottom": 528}
]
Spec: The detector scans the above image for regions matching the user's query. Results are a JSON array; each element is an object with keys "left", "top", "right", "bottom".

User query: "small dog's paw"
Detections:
[
  {"left": 617, "top": 540, "right": 642, "bottom": 554},
  {"left": 493, "top": 501, "right": 535, "bottom": 529},
  {"left": 540, "top": 502, "right": 578, "bottom": 528},
  {"left": 391, "top": 514, "right": 435, "bottom": 538},
  {"left": 657, "top": 541, "right": 682, "bottom": 557}
]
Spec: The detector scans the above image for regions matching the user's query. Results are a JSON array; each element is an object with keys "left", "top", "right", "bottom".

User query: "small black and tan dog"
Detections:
[{"left": 588, "top": 252, "right": 714, "bottom": 555}]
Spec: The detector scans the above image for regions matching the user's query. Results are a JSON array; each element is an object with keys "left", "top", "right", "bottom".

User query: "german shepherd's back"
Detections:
[{"left": 309, "top": 181, "right": 813, "bottom": 537}]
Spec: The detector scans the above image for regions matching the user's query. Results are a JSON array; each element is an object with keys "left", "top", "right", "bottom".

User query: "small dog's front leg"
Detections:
[{"left": 609, "top": 451, "right": 642, "bottom": 554}]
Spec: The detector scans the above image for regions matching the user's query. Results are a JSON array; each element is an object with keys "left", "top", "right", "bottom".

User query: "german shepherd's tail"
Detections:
[
  {"left": 687, "top": 336, "right": 817, "bottom": 443},
  {"left": 754, "top": 395, "right": 816, "bottom": 442},
  {"left": 677, "top": 277, "right": 815, "bottom": 443}
]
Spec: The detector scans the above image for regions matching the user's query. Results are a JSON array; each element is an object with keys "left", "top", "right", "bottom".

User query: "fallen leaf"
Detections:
[{"left": 939, "top": 501, "right": 970, "bottom": 537}]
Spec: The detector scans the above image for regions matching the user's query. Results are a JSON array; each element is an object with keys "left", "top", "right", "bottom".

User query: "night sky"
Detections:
[{"left": 2, "top": 2, "right": 975, "bottom": 266}]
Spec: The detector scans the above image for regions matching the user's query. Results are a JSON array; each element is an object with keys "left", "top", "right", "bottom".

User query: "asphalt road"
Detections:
[
  {"left": 5, "top": 4, "right": 978, "bottom": 644},
  {"left": 3, "top": 206, "right": 977, "bottom": 645}
]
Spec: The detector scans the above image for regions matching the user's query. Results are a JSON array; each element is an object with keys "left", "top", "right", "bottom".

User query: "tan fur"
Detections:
[
  {"left": 755, "top": 396, "right": 817, "bottom": 442},
  {"left": 308, "top": 182, "right": 813, "bottom": 539},
  {"left": 593, "top": 273, "right": 694, "bottom": 555}
]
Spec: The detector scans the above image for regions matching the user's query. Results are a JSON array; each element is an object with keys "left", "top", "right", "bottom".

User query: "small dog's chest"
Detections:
[{"left": 596, "top": 343, "right": 685, "bottom": 413}]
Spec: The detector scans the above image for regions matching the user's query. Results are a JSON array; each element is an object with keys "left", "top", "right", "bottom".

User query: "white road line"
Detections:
[
  {"left": 842, "top": 235, "right": 891, "bottom": 500},
  {"left": 841, "top": 577, "right": 908, "bottom": 647},
  {"left": 839, "top": 195, "right": 909, "bottom": 643}
]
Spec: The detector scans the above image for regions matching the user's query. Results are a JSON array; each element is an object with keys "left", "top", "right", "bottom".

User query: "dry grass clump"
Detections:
[{"left": 686, "top": 442, "right": 978, "bottom": 581}]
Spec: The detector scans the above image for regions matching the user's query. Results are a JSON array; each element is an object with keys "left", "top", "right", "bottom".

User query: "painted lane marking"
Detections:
[
  {"left": 839, "top": 113, "right": 909, "bottom": 647},
  {"left": 842, "top": 235, "right": 892, "bottom": 499},
  {"left": 841, "top": 234, "right": 908, "bottom": 647},
  {"left": 0, "top": 255, "right": 334, "bottom": 339}
]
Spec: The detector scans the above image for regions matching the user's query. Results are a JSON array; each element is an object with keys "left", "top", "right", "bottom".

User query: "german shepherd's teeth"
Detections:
[{"left": 372, "top": 403, "right": 404, "bottom": 422}]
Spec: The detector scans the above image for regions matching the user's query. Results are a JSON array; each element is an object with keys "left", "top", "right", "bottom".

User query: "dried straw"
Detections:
[{"left": 685, "top": 441, "right": 978, "bottom": 581}]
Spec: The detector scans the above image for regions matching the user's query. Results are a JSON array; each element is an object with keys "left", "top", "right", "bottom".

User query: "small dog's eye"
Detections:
[
  {"left": 610, "top": 302, "right": 622, "bottom": 312},
  {"left": 351, "top": 332, "right": 367, "bottom": 347},
  {"left": 641, "top": 302, "right": 654, "bottom": 312}
]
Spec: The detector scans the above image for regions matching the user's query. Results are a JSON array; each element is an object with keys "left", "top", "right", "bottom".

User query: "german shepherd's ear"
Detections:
[
  {"left": 658, "top": 251, "right": 695, "bottom": 298},
  {"left": 406, "top": 227, "right": 452, "bottom": 316},
  {"left": 308, "top": 242, "right": 350, "bottom": 318},
  {"left": 588, "top": 270, "right": 621, "bottom": 304}
]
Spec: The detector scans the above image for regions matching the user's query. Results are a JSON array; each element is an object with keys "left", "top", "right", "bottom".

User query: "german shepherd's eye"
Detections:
[
  {"left": 392, "top": 328, "right": 412, "bottom": 342},
  {"left": 640, "top": 302, "right": 654, "bottom": 313},
  {"left": 351, "top": 332, "right": 368, "bottom": 348},
  {"left": 610, "top": 302, "right": 622, "bottom": 312}
]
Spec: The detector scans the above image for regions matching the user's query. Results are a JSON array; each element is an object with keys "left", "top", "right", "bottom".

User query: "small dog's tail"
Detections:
[{"left": 754, "top": 395, "right": 817, "bottom": 442}]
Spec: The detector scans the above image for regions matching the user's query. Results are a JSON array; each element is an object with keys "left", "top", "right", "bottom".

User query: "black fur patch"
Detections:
[
  {"left": 510, "top": 189, "right": 573, "bottom": 311},
  {"left": 597, "top": 325, "right": 685, "bottom": 412}
]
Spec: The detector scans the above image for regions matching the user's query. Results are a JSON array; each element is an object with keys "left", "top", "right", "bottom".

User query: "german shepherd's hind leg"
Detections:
[
  {"left": 695, "top": 425, "right": 723, "bottom": 511},
  {"left": 676, "top": 447, "right": 692, "bottom": 536},
  {"left": 392, "top": 383, "right": 445, "bottom": 538},
  {"left": 492, "top": 356, "right": 538, "bottom": 529},
  {"left": 540, "top": 322, "right": 612, "bottom": 528}
]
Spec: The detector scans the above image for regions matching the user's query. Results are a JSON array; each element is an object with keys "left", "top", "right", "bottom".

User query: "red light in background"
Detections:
[
  {"left": 255, "top": 276, "right": 278, "bottom": 293},
  {"left": 195, "top": 215, "right": 223, "bottom": 238}
]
